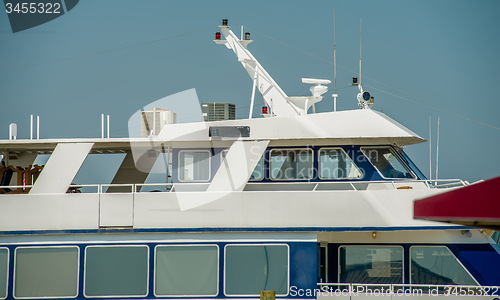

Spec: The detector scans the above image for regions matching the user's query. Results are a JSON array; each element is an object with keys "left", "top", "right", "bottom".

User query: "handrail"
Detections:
[
  {"left": 135, "top": 183, "right": 173, "bottom": 193},
  {"left": 100, "top": 183, "right": 134, "bottom": 193},
  {"left": 0, "top": 179, "right": 468, "bottom": 195},
  {"left": 0, "top": 185, "right": 33, "bottom": 189}
]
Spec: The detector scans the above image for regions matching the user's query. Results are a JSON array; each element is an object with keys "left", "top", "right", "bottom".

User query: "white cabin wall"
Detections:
[{"left": 0, "top": 193, "right": 99, "bottom": 231}]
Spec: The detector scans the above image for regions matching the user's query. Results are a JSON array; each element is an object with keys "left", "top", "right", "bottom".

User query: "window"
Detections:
[
  {"left": 339, "top": 246, "right": 403, "bottom": 284},
  {"left": 84, "top": 245, "right": 149, "bottom": 297},
  {"left": 270, "top": 149, "right": 313, "bottom": 180},
  {"left": 221, "top": 150, "right": 264, "bottom": 181},
  {"left": 155, "top": 245, "right": 218, "bottom": 296},
  {"left": 178, "top": 151, "right": 210, "bottom": 181},
  {"left": 225, "top": 244, "right": 289, "bottom": 296},
  {"left": 361, "top": 147, "right": 415, "bottom": 179},
  {"left": 410, "top": 246, "right": 478, "bottom": 285},
  {"left": 14, "top": 246, "right": 79, "bottom": 298},
  {"left": 319, "top": 148, "right": 362, "bottom": 179},
  {"left": 0, "top": 248, "right": 7, "bottom": 299},
  {"left": 399, "top": 150, "right": 427, "bottom": 180}
]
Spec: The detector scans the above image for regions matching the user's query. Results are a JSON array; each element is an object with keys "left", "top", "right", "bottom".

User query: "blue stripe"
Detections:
[{"left": 0, "top": 225, "right": 470, "bottom": 236}]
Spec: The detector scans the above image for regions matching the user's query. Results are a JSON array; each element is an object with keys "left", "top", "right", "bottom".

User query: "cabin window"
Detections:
[
  {"left": 270, "top": 149, "right": 313, "bottom": 180},
  {"left": 222, "top": 150, "right": 264, "bottom": 181},
  {"left": 399, "top": 150, "right": 427, "bottom": 180},
  {"left": 0, "top": 248, "right": 8, "bottom": 299},
  {"left": 84, "top": 245, "right": 149, "bottom": 297},
  {"left": 361, "top": 147, "right": 415, "bottom": 179},
  {"left": 155, "top": 245, "right": 218, "bottom": 296},
  {"left": 225, "top": 244, "right": 289, "bottom": 296},
  {"left": 178, "top": 150, "right": 211, "bottom": 181},
  {"left": 410, "top": 246, "right": 478, "bottom": 285},
  {"left": 339, "top": 246, "right": 403, "bottom": 284},
  {"left": 319, "top": 148, "right": 362, "bottom": 179},
  {"left": 14, "top": 246, "right": 79, "bottom": 298}
]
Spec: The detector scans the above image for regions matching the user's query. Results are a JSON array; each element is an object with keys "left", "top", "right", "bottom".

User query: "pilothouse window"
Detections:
[
  {"left": 319, "top": 148, "right": 362, "bottom": 179},
  {"left": 410, "top": 246, "right": 478, "bottom": 285},
  {"left": 270, "top": 149, "right": 313, "bottom": 180},
  {"left": 361, "top": 147, "right": 415, "bottom": 179},
  {"left": 339, "top": 246, "right": 403, "bottom": 284},
  {"left": 221, "top": 150, "right": 263, "bottom": 181},
  {"left": 178, "top": 151, "right": 211, "bottom": 181}
]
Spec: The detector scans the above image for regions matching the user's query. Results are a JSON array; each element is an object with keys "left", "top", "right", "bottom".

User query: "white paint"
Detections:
[
  {"left": 30, "top": 143, "right": 94, "bottom": 194},
  {"left": 133, "top": 188, "right": 454, "bottom": 230},
  {"left": 8, "top": 123, "right": 16, "bottom": 140},
  {"left": 30, "top": 115, "right": 33, "bottom": 140},
  {"left": 208, "top": 140, "right": 269, "bottom": 192},
  {"left": 249, "top": 65, "right": 258, "bottom": 119},
  {"left": 99, "top": 193, "right": 133, "bottom": 227},
  {"left": 101, "top": 114, "right": 104, "bottom": 139},
  {"left": 219, "top": 26, "right": 311, "bottom": 117},
  {"left": 332, "top": 94, "right": 338, "bottom": 112},
  {"left": 0, "top": 109, "right": 425, "bottom": 149},
  {"left": 0, "top": 194, "right": 99, "bottom": 231}
]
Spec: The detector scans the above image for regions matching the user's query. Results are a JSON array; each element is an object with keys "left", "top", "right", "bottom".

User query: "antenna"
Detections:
[
  {"left": 30, "top": 115, "right": 33, "bottom": 140},
  {"left": 435, "top": 116, "right": 440, "bottom": 181},
  {"left": 359, "top": 18, "right": 362, "bottom": 88},
  {"left": 333, "top": 6, "right": 337, "bottom": 112},
  {"left": 429, "top": 116, "right": 432, "bottom": 180},
  {"left": 334, "top": 6, "right": 337, "bottom": 95},
  {"left": 101, "top": 114, "right": 105, "bottom": 138}
]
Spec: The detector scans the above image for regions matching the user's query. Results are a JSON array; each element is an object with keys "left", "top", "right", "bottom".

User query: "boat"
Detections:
[{"left": 0, "top": 19, "right": 499, "bottom": 300}]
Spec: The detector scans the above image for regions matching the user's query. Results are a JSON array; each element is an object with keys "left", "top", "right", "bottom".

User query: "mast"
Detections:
[
  {"left": 216, "top": 24, "right": 299, "bottom": 117},
  {"left": 214, "top": 19, "right": 330, "bottom": 117}
]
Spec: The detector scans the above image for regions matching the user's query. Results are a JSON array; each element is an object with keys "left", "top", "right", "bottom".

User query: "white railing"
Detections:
[
  {"left": 246, "top": 179, "right": 468, "bottom": 192},
  {"left": 0, "top": 179, "right": 468, "bottom": 195}
]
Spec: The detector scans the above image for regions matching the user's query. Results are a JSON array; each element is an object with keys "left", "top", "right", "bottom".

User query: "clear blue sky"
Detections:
[{"left": 1, "top": 0, "right": 499, "bottom": 183}]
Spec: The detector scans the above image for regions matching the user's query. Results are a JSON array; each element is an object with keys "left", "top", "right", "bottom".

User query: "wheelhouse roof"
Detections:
[{"left": 0, "top": 109, "right": 425, "bottom": 154}]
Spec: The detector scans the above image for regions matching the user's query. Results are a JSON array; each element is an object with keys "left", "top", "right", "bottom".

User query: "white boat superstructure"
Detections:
[{"left": 0, "top": 19, "right": 499, "bottom": 300}]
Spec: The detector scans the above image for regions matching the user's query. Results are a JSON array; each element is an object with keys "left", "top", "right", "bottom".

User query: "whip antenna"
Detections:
[
  {"left": 332, "top": 6, "right": 338, "bottom": 111},
  {"left": 359, "top": 18, "right": 362, "bottom": 87}
]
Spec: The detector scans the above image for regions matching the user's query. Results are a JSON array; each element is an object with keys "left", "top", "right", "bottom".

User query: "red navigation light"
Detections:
[
  {"left": 215, "top": 32, "right": 221, "bottom": 40},
  {"left": 262, "top": 106, "right": 268, "bottom": 114}
]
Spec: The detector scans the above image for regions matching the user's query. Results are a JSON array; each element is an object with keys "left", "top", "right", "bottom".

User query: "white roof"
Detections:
[
  {"left": 157, "top": 109, "right": 425, "bottom": 146},
  {"left": 0, "top": 109, "right": 424, "bottom": 153}
]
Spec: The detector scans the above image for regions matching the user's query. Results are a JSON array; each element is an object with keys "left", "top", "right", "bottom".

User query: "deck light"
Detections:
[
  {"left": 245, "top": 32, "right": 250, "bottom": 40},
  {"left": 215, "top": 32, "right": 221, "bottom": 40},
  {"left": 222, "top": 19, "right": 228, "bottom": 26},
  {"left": 262, "top": 106, "right": 268, "bottom": 114},
  {"left": 372, "top": 231, "right": 377, "bottom": 239},
  {"left": 352, "top": 77, "right": 358, "bottom": 85},
  {"left": 362, "top": 91, "right": 370, "bottom": 101}
]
